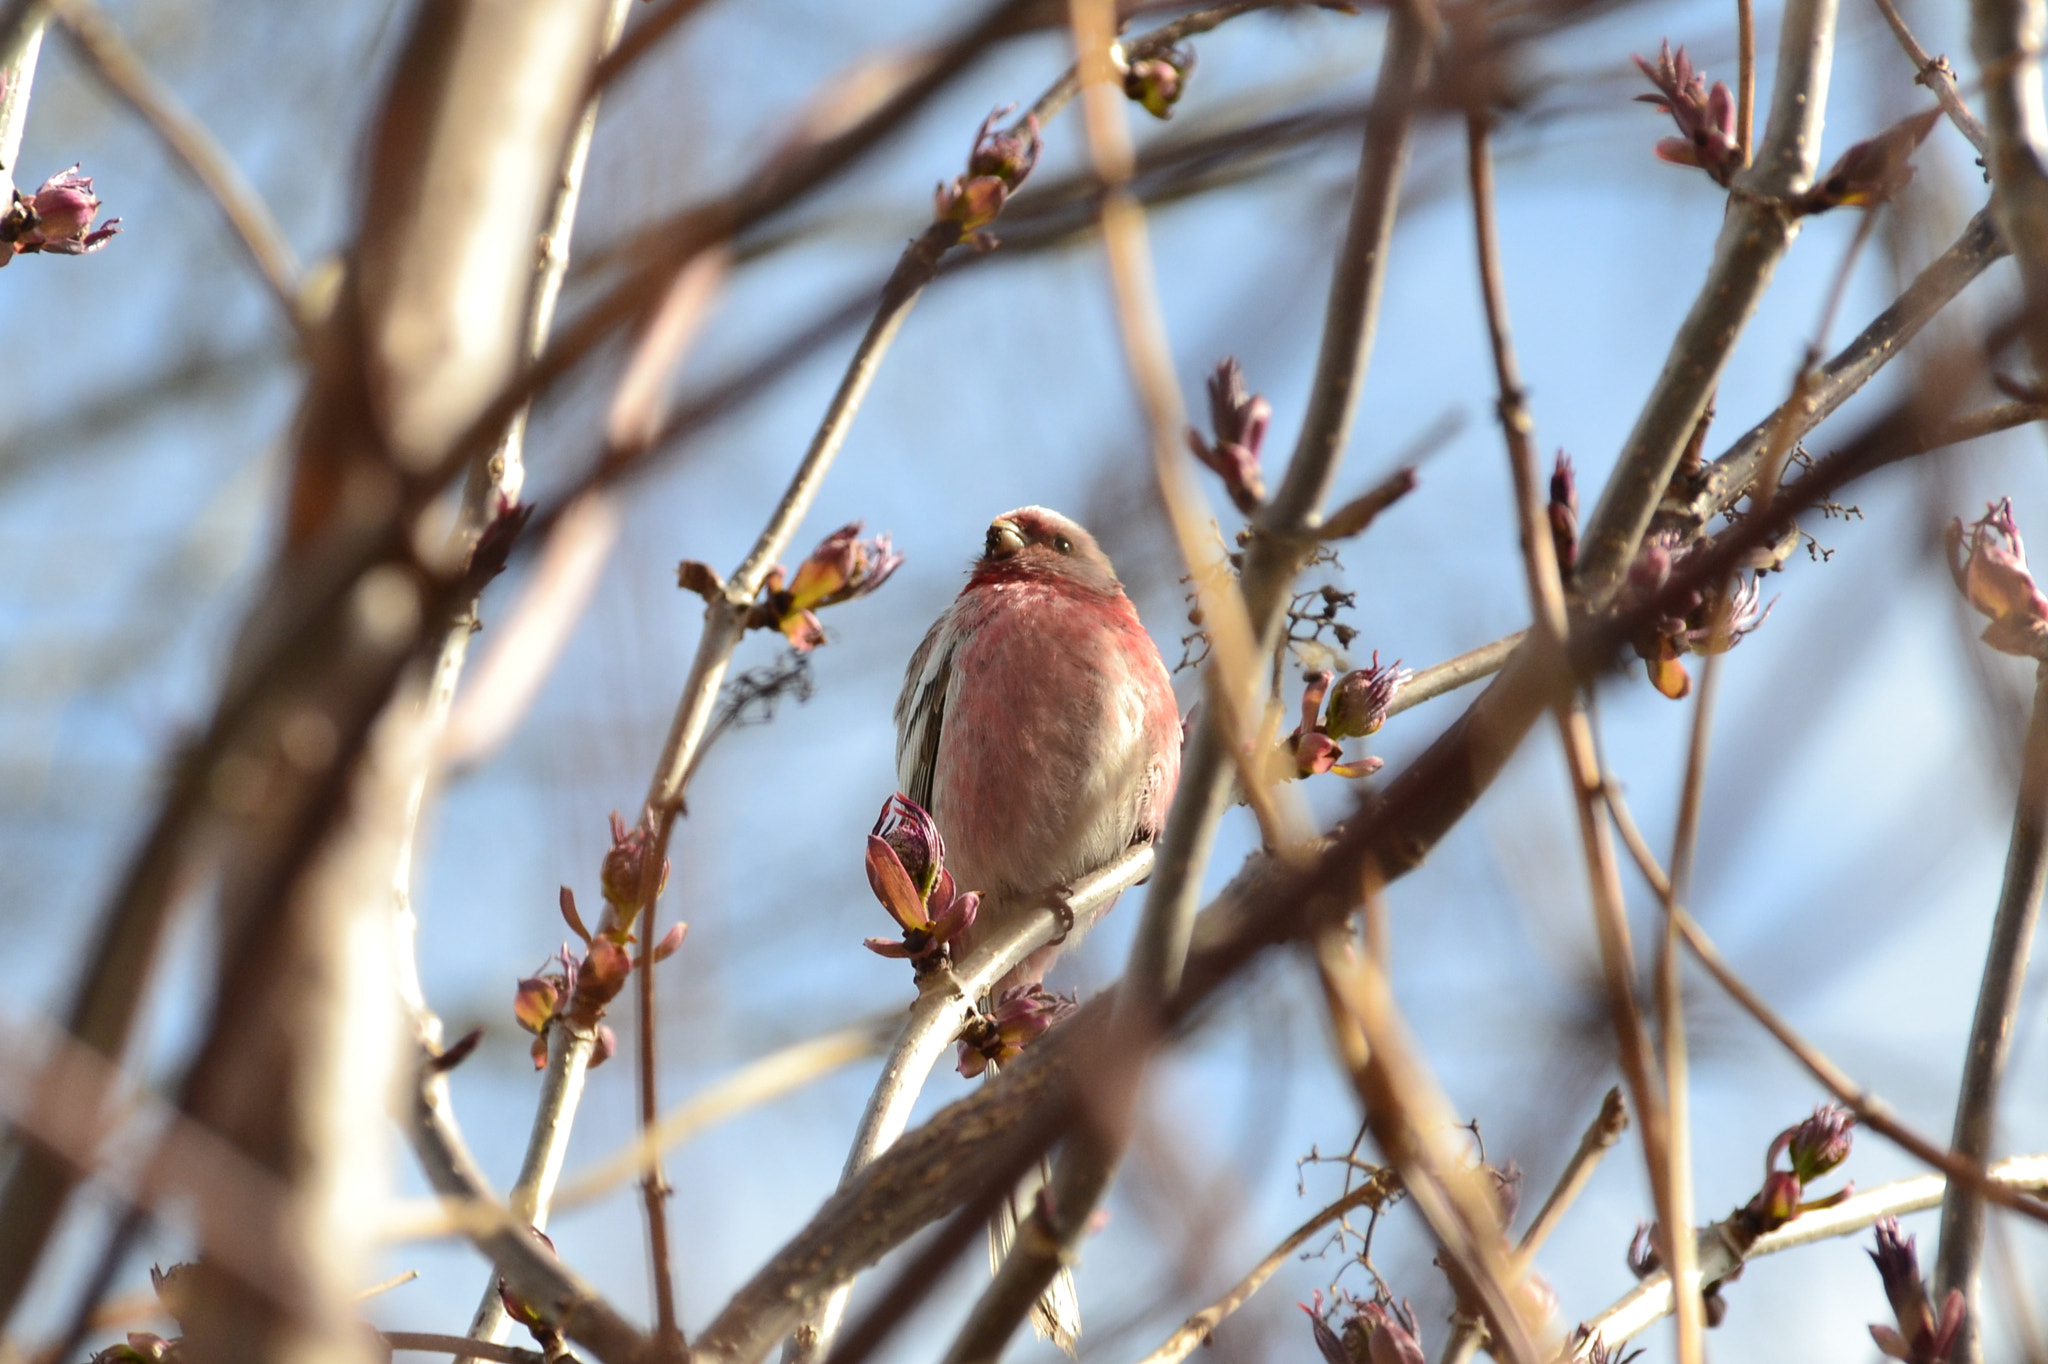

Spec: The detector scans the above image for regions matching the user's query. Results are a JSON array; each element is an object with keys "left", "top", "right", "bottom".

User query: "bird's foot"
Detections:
[{"left": 1045, "top": 885, "right": 1078, "bottom": 946}]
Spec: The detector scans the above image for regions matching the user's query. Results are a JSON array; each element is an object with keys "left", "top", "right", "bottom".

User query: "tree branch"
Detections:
[
  {"left": 1576, "top": 0, "right": 1840, "bottom": 597},
  {"left": 1572, "top": 1156, "right": 2048, "bottom": 1357},
  {"left": 1933, "top": 668, "right": 2048, "bottom": 1361},
  {"left": 1971, "top": 0, "right": 2048, "bottom": 369}
]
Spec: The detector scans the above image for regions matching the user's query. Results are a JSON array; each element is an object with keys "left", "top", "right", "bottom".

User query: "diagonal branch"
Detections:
[
  {"left": 1576, "top": 0, "right": 1840, "bottom": 597},
  {"left": 45, "top": 0, "right": 303, "bottom": 325}
]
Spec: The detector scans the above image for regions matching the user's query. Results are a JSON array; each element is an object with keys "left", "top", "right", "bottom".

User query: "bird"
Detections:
[{"left": 894, "top": 505, "right": 1182, "bottom": 1351}]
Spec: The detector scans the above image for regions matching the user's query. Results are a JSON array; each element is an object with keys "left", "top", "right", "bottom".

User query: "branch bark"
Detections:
[
  {"left": 1933, "top": 668, "right": 2048, "bottom": 1362},
  {"left": 1576, "top": 0, "right": 1840, "bottom": 597}
]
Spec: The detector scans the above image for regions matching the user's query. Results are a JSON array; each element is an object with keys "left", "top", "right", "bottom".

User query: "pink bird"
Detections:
[
  {"left": 895, "top": 505, "right": 1182, "bottom": 984},
  {"left": 894, "top": 506, "right": 1181, "bottom": 1350}
]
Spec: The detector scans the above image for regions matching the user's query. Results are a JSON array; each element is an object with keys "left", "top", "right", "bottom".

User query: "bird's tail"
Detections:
[{"left": 989, "top": 1155, "right": 1081, "bottom": 1356}]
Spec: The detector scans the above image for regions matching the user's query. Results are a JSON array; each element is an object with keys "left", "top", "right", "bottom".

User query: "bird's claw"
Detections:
[{"left": 1045, "top": 886, "right": 1078, "bottom": 946}]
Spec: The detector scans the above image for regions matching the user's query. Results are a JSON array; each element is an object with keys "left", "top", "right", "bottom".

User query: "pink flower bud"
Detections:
[
  {"left": 1775, "top": 1103, "right": 1855, "bottom": 1183},
  {"left": 1324, "top": 653, "right": 1411, "bottom": 739},
  {"left": 600, "top": 810, "right": 668, "bottom": 911},
  {"left": 1549, "top": 452, "right": 1579, "bottom": 573},
  {"left": 1634, "top": 43, "right": 1741, "bottom": 185},
  {"left": 580, "top": 936, "right": 632, "bottom": 1002},
  {"left": 1123, "top": 46, "right": 1196, "bottom": 120},
  {"left": 7, "top": 165, "right": 121, "bottom": 258},
  {"left": 644, "top": 920, "right": 688, "bottom": 965},
  {"left": 1187, "top": 358, "right": 1269, "bottom": 512},
  {"left": 1747, "top": 1169, "right": 1803, "bottom": 1230},
  {"left": 965, "top": 106, "right": 1040, "bottom": 187},
  {"left": 1867, "top": 1217, "right": 1965, "bottom": 1362},
  {"left": 1951, "top": 498, "right": 2048, "bottom": 659},
  {"left": 1798, "top": 108, "right": 1940, "bottom": 214}
]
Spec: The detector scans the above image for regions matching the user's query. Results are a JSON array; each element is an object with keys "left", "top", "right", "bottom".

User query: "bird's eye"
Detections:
[{"left": 1053, "top": 535, "right": 1073, "bottom": 554}]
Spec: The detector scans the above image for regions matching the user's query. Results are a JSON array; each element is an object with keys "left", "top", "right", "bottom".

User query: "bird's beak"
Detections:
[{"left": 985, "top": 517, "right": 1025, "bottom": 558}]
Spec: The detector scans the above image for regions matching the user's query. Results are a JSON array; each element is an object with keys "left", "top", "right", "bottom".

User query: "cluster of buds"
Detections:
[
  {"left": 956, "top": 982, "right": 1075, "bottom": 1076},
  {"left": 1549, "top": 453, "right": 1579, "bottom": 576},
  {"left": 1633, "top": 42, "right": 1741, "bottom": 186},
  {"left": 1795, "top": 108, "right": 1941, "bottom": 215},
  {"left": 88, "top": 1266, "right": 193, "bottom": 1364},
  {"left": 1282, "top": 658, "right": 1410, "bottom": 781},
  {"left": 864, "top": 793, "right": 980, "bottom": 975},
  {"left": 1627, "top": 1106, "right": 1855, "bottom": 1328},
  {"left": 514, "top": 814, "right": 685, "bottom": 1069},
  {"left": 1122, "top": 43, "right": 1196, "bottom": 119},
  {"left": 1948, "top": 498, "right": 2048, "bottom": 660},
  {"left": 1302, "top": 1290, "right": 1426, "bottom": 1364},
  {"left": 1743, "top": 1103, "right": 1856, "bottom": 1234},
  {"left": 1867, "top": 1216, "right": 1965, "bottom": 1362},
  {"left": 1187, "top": 357, "right": 1270, "bottom": 513},
  {"left": 0, "top": 165, "right": 121, "bottom": 263},
  {"left": 1623, "top": 530, "right": 1774, "bottom": 699},
  {"left": 711, "top": 521, "right": 901, "bottom": 653},
  {"left": 935, "top": 106, "right": 1041, "bottom": 234}
]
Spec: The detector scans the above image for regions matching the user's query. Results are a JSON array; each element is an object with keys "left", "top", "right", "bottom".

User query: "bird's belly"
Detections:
[{"left": 931, "top": 622, "right": 1151, "bottom": 902}]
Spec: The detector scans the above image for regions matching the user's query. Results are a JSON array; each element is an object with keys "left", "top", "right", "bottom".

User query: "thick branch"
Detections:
[{"left": 1971, "top": 0, "right": 2048, "bottom": 369}]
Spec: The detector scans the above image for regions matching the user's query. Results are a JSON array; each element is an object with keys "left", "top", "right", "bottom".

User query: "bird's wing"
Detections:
[{"left": 894, "top": 611, "right": 955, "bottom": 810}]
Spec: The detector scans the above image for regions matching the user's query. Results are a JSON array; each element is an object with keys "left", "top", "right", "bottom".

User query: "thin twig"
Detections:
[
  {"left": 1602, "top": 779, "right": 2048, "bottom": 1227},
  {"left": 639, "top": 913, "right": 681, "bottom": 1344},
  {"left": 1317, "top": 936, "right": 1541, "bottom": 1364},
  {"left": 1657, "top": 646, "right": 1721, "bottom": 1364},
  {"left": 1869, "top": 0, "right": 1991, "bottom": 153},
  {"left": 383, "top": 1335, "right": 543, "bottom": 1364},
  {"left": 1439, "top": 1087, "right": 1629, "bottom": 1364},
  {"left": 1737, "top": 0, "right": 1756, "bottom": 160},
  {"left": 1934, "top": 668, "right": 2048, "bottom": 1360},
  {"left": 45, "top": 0, "right": 303, "bottom": 324},
  {"left": 1464, "top": 90, "right": 1689, "bottom": 1362},
  {"left": 1130, "top": 1180, "right": 1395, "bottom": 1364},
  {"left": 403, "top": 1032, "right": 656, "bottom": 1364},
  {"left": 1387, "top": 632, "right": 1526, "bottom": 715},
  {"left": 1572, "top": 1155, "right": 2048, "bottom": 1356}
]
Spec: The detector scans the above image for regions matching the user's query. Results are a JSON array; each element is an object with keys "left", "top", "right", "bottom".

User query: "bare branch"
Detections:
[
  {"left": 1130, "top": 1179, "right": 1398, "bottom": 1364},
  {"left": 45, "top": 0, "right": 303, "bottom": 325},
  {"left": 1576, "top": 0, "right": 1840, "bottom": 597},
  {"left": 1933, "top": 668, "right": 2048, "bottom": 1359},
  {"left": 1870, "top": 0, "right": 1991, "bottom": 153},
  {"left": 1971, "top": 0, "right": 2048, "bottom": 369}
]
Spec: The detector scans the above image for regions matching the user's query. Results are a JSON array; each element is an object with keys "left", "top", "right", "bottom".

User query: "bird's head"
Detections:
[{"left": 974, "top": 506, "right": 1120, "bottom": 592}]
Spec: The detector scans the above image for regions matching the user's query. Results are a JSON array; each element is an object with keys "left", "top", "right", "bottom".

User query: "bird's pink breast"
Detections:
[{"left": 931, "top": 576, "right": 1180, "bottom": 903}]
